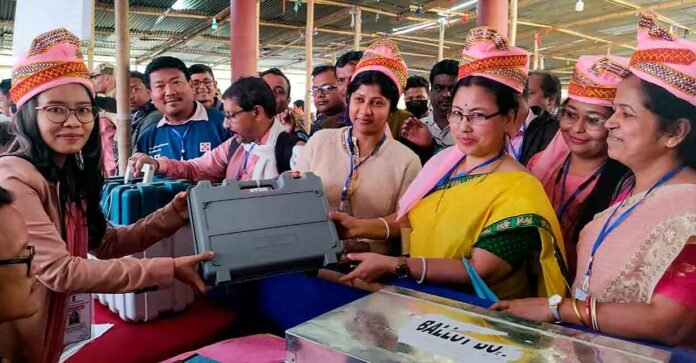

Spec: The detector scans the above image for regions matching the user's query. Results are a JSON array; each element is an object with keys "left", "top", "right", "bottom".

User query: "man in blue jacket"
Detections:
[{"left": 137, "top": 56, "right": 229, "bottom": 160}]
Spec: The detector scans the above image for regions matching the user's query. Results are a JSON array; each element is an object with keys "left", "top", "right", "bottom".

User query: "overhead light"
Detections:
[
  {"left": 171, "top": 0, "right": 187, "bottom": 10},
  {"left": 392, "top": 0, "right": 476, "bottom": 36},
  {"left": 449, "top": 0, "right": 477, "bottom": 12},
  {"left": 575, "top": 0, "right": 584, "bottom": 12}
]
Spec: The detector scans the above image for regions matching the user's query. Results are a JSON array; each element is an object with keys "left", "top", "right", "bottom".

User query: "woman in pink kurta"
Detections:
[
  {"left": 495, "top": 12, "right": 696, "bottom": 347},
  {"left": 528, "top": 55, "right": 631, "bottom": 279},
  {"left": 0, "top": 28, "right": 213, "bottom": 363}
]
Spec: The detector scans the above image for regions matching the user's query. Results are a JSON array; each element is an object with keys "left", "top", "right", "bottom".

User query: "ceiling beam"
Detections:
[
  {"left": 516, "top": 0, "right": 689, "bottom": 41},
  {"left": 601, "top": 0, "right": 690, "bottom": 31},
  {"left": 135, "top": 6, "right": 230, "bottom": 63},
  {"left": 95, "top": 1, "right": 209, "bottom": 19}
]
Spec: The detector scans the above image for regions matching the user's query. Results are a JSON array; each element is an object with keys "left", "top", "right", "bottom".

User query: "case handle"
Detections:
[{"left": 236, "top": 178, "right": 278, "bottom": 190}]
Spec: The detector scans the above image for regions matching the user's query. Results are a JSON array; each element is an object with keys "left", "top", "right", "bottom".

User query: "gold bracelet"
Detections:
[
  {"left": 571, "top": 299, "right": 585, "bottom": 326},
  {"left": 590, "top": 296, "right": 600, "bottom": 332}
]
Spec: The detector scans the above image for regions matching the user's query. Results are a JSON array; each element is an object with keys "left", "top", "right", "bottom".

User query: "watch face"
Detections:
[
  {"left": 549, "top": 295, "right": 562, "bottom": 305},
  {"left": 396, "top": 264, "right": 409, "bottom": 278}
]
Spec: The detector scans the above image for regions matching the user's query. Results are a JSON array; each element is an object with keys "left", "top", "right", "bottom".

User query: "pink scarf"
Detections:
[
  {"left": 396, "top": 145, "right": 465, "bottom": 221},
  {"left": 45, "top": 203, "right": 88, "bottom": 362},
  {"left": 527, "top": 131, "right": 569, "bottom": 184}
]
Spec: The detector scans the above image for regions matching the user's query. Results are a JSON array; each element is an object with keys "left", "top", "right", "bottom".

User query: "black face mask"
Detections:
[{"left": 405, "top": 100, "right": 429, "bottom": 118}]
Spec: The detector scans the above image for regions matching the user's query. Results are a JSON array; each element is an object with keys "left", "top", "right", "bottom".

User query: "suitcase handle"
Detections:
[{"left": 236, "top": 178, "right": 278, "bottom": 190}]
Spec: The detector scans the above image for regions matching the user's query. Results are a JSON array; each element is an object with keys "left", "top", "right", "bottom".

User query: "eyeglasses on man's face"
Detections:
[{"left": 310, "top": 84, "right": 338, "bottom": 96}]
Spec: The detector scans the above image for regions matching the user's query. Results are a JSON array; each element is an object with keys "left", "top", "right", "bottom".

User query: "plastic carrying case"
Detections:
[
  {"left": 96, "top": 175, "right": 194, "bottom": 322},
  {"left": 188, "top": 173, "right": 341, "bottom": 285}
]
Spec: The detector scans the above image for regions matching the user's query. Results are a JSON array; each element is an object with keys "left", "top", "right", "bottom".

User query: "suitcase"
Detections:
[
  {"left": 95, "top": 177, "right": 195, "bottom": 322},
  {"left": 188, "top": 173, "right": 341, "bottom": 285}
]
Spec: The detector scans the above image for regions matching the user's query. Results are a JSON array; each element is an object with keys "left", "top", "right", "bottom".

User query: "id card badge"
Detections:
[{"left": 63, "top": 293, "right": 93, "bottom": 346}]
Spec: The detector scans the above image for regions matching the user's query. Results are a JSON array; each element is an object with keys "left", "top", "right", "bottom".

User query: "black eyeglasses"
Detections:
[
  {"left": 35, "top": 105, "right": 97, "bottom": 124},
  {"left": 224, "top": 109, "right": 252, "bottom": 120},
  {"left": 447, "top": 110, "right": 502, "bottom": 126},
  {"left": 310, "top": 84, "right": 338, "bottom": 96},
  {"left": 0, "top": 245, "right": 35, "bottom": 277}
]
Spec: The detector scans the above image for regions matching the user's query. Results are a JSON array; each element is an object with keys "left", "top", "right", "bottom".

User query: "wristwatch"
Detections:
[
  {"left": 395, "top": 256, "right": 410, "bottom": 279},
  {"left": 548, "top": 294, "right": 564, "bottom": 323}
]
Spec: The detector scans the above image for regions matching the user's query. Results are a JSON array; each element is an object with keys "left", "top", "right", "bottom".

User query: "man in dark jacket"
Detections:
[{"left": 510, "top": 84, "right": 559, "bottom": 165}]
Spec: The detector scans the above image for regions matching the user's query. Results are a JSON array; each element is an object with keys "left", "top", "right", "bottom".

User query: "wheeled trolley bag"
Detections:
[{"left": 95, "top": 177, "right": 194, "bottom": 322}]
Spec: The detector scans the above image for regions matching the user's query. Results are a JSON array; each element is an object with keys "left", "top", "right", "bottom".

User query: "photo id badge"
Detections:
[{"left": 63, "top": 293, "right": 93, "bottom": 346}]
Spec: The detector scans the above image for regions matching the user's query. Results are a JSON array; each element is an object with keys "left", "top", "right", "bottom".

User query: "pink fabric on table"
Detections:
[
  {"left": 630, "top": 11, "right": 696, "bottom": 107},
  {"left": 654, "top": 244, "right": 696, "bottom": 308},
  {"left": 162, "top": 335, "right": 286, "bottom": 363}
]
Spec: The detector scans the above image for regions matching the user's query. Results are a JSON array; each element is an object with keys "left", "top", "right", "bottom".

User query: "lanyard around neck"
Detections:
[
  {"left": 578, "top": 164, "right": 684, "bottom": 297},
  {"left": 340, "top": 127, "right": 387, "bottom": 203},
  {"left": 555, "top": 153, "right": 606, "bottom": 220},
  {"left": 170, "top": 123, "right": 194, "bottom": 160}
]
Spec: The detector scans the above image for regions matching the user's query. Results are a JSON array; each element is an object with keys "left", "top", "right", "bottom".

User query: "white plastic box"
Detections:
[{"left": 93, "top": 226, "right": 195, "bottom": 322}]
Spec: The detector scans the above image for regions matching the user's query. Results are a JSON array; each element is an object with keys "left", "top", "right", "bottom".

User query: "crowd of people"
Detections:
[{"left": 0, "top": 10, "right": 694, "bottom": 362}]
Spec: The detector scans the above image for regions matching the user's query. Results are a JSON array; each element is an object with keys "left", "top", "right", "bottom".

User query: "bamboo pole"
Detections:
[
  {"left": 533, "top": 32, "right": 539, "bottom": 70},
  {"left": 509, "top": 0, "right": 518, "bottom": 45},
  {"left": 304, "top": 0, "right": 315, "bottom": 134},
  {"left": 353, "top": 6, "right": 361, "bottom": 51},
  {"left": 87, "top": 0, "right": 95, "bottom": 70},
  {"left": 437, "top": 20, "right": 445, "bottom": 61},
  {"left": 115, "top": 0, "right": 131, "bottom": 175}
]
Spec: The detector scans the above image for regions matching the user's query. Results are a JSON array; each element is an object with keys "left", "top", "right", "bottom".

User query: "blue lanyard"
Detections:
[
  {"left": 507, "top": 122, "right": 527, "bottom": 161},
  {"left": 170, "top": 123, "right": 193, "bottom": 160},
  {"left": 340, "top": 127, "right": 387, "bottom": 203},
  {"left": 433, "top": 150, "right": 505, "bottom": 191},
  {"left": 237, "top": 144, "right": 256, "bottom": 180},
  {"left": 555, "top": 154, "right": 606, "bottom": 220},
  {"left": 579, "top": 164, "right": 684, "bottom": 296}
]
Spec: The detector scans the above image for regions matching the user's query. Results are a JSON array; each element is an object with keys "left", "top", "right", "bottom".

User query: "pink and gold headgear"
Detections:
[
  {"left": 353, "top": 38, "right": 408, "bottom": 94},
  {"left": 10, "top": 28, "right": 95, "bottom": 109},
  {"left": 568, "top": 55, "right": 630, "bottom": 108},
  {"left": 629, "top": 12, "right": 696, "bottom": 106},
  {"left": 457, "top": 26, "right": 529, "bottom": 94}
]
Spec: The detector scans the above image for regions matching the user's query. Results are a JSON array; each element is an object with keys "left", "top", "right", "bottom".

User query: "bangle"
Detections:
[
  {"left": 584, "top": 297, "right": 593, "bottom": 328},
  {"left": 571, "top": 299, "right": 585, "bottom": 326},
  {"left": 591, "top": 297, "right": 600, "bottom": 332},
  {"left": 378, "top": 217, "right": 390, "bottom": 240},
  {"left": 417, "top": 256, "right": 427, "bottom": 284}
]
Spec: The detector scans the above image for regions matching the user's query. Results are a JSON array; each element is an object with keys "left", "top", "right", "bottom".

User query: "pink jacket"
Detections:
[{"left": 0, "top": 156, "right": 185, "bottom": 363}]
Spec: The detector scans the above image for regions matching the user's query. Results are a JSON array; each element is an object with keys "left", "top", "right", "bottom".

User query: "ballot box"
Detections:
[{"left": 285, "top": 286, "right": 671, "bottom": 363}]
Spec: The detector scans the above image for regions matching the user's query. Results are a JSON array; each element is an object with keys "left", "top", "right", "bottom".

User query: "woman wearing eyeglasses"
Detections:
[
  {"left": 340, "top": 27, "right": 567, "bottom": 301},
  {"left": 0, "top": 29, "right": 213, "bottom": 363},
  {"left": 295, "top": 39, "right": 421, "bottom": 255},
  {"left": 527, "top": 56, "right": 631, "bottom": 280},
  {"left": 494, "top": 13, "right": 696, "bottom": 347}
]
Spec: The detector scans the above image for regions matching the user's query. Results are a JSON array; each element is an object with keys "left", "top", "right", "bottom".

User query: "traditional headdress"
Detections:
[
  {"left": 629, "top": 11, "right": 696, "bottom": 106},
  {"left": 568, "top": 55, "right": 630, "bottom": 108},
  {"left": 353, "top": 38, "right": 408, "bottom": 94},
  {"left": 10, "top": 28, "right": 94, "bottom": 109},
  {"left": 457, "top": 26, "right": 529, "bottom": 94}
]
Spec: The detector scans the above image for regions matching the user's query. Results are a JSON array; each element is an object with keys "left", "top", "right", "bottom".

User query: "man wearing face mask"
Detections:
[
  {"left": 404, "top": 76, "right": 431, "bottom": 119},
  {"left": 400, "top": 60, "right": 458, "bottom": 163}
]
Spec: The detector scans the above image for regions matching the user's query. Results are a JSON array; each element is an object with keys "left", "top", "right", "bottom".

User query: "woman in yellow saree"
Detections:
[{"left": 341, "top": 26, "right": 568, "bottom": 300}]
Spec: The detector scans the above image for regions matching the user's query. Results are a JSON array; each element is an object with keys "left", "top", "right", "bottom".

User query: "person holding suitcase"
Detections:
[{"left": 0, "top": 28, "right": 214, "bottom": 363}]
